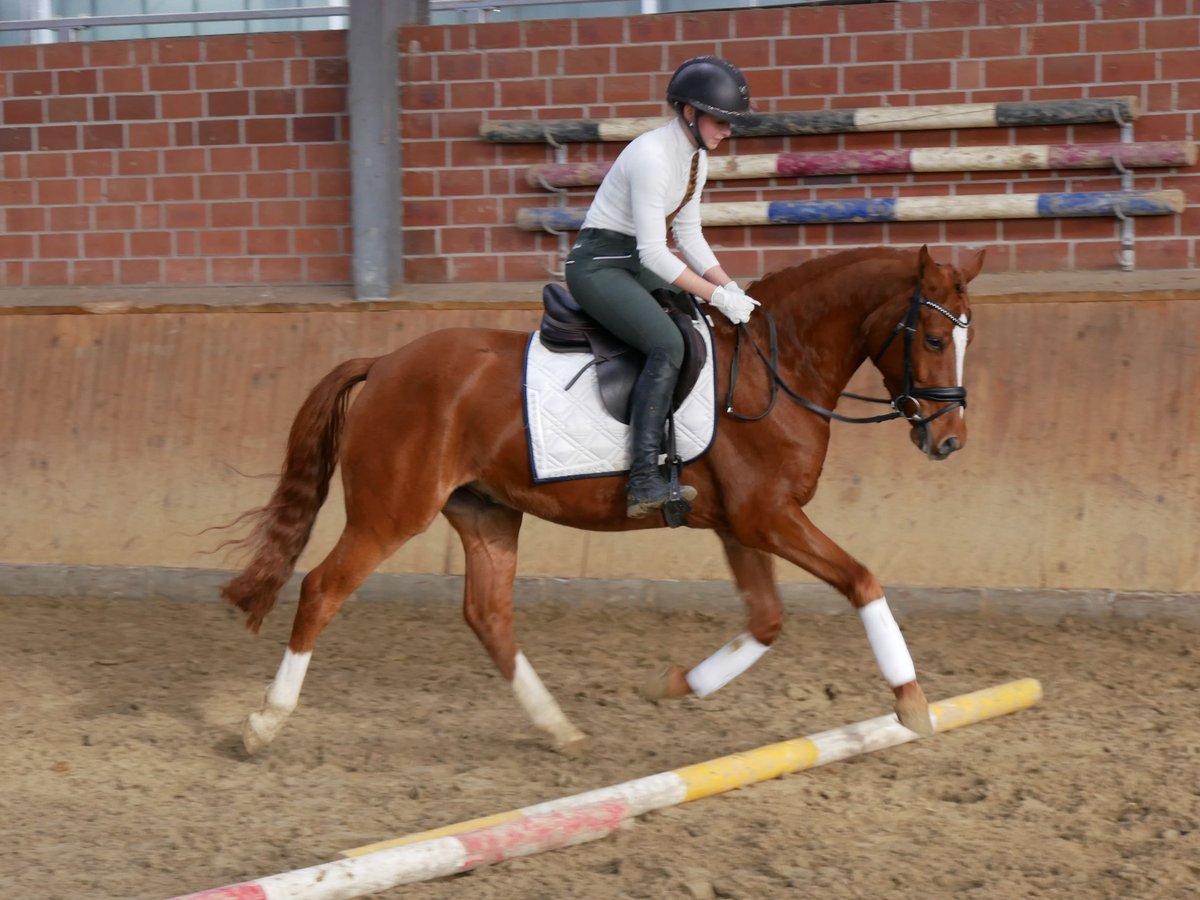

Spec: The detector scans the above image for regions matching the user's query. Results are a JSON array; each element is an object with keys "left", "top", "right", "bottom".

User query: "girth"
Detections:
[{"left": 538, "top": 283, "right": 708, "bottom": 425}]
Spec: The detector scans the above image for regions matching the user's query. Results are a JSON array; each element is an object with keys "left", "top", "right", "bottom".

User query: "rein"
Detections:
[{"left": 725, "top": 287, "right": 971, "bottom": 431}]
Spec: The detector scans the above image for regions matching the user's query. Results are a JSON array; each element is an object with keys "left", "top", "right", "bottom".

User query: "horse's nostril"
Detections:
[{"left": 939, "top": 436, "right": 961, "bottom": 456}]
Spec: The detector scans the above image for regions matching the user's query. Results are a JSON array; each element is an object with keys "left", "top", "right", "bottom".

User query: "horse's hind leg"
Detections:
[
  {"left": 643, "top": 533, "right": 781, "bottom": 700},
  {"left": 442, "top": 489, "right": 587, "bottom": 755},
  {"left": 243, "top": 526, "right": 398, "bottom": 754}
]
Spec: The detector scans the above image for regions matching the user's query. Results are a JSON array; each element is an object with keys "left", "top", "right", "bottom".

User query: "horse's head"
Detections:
[{"left": 867, "top": 245, "right": 985, "bottom": 460}]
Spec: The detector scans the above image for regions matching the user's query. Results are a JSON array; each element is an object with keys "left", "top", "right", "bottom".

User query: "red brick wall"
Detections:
[
  {"left": 2, "top": 2, "right": 1198, "bottom": 288},
  {"left": 400, "top": 0, "right": 1200, "bottom": 281},
  {"left": 0, "top": 31, "right": 349, "bottom": 287}
]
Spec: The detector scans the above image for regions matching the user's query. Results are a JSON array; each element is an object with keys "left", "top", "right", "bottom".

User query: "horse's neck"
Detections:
[{"left": 769, "top": 266, "right": 911, "bottom": 404}]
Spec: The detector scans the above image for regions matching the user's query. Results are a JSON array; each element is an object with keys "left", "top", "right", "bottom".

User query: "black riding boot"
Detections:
[{"left": 626, "top": 348, "right": 699, "bottom": 518}]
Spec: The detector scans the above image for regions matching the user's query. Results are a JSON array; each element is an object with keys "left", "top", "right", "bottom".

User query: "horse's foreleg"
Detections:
[
  {"left": 644, "top": 535, "right": 781, "bottom": 701},
  {"left": 443, "top": 490, "right": 587, "bottom": 755},
  {"left": 752, "top": 508, "right": 934, "bottom": 736},
  {"left": 243, "top": 527, "right": 394, "bottom": 754}
]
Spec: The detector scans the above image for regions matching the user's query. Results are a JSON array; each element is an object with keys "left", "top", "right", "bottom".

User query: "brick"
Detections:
[
  {"left": 83, "top": 232, "right": 126, "bottom": 258},
  {"left": 199, "top": 229, "right": 244, "bottom": 255},
  {"left": 212, "top": 202, "right": 256, "bottom": 227},
  {"left": 5, "top": 99, "right": 43, "bottom": 125},
  {"left": 774, "top": 36, "right": 827, "bottom": 67},
  {"left": 254, "top": 90, "right": 297, "bottom": 116},
  {"left": 301, "top": 87, "right": 345, "bottom": 114},
  {"left": 46, "top": 97, "right": 89, "bottom": 124},
  {"left": 294, "top": 228, "right": 342, "bottom": 254},
  {"left": 257, "top": 200, "right": 303, "bottom": 226},
  {"left": 901, "top": 62, "right": 952, "bottom": 92},
  {"left": 258, "top": 145, "right": 303, "bottom": 170},
  {"left": 164, "top": 259, "right": 208, "bottom": 283},
  {"left": 13, "top": 71, "right": 53, "bottom": 97},
  {"left": 81, "top": 124, "right": 122, "bottom": 150},
  {"left": 247, "top": 229, "right": 291, "bottom": 254},
  {"left": 94, "top": 205, "right": 137, "bottom": 230},
  {"left": 984, "top": 57, "right": 1038, "bottom": 87},
  {"left": 36, "top": 125, "right": 78, "bottom": 152},
  {"left": 29, "top": 260, "right": 71, "bottom": 285},
  {"left": 1028, "top": 24, "right": 1082, "bottom": 56},
  {"left": 1146, "top": 17, "right": 1200, "bottom": 49},
  {"left": 447, "top": 82, "right": 491, "bottom": 109},
  {"left": 305, "top": 255, "right": 350, "bottom": 284},
  {"left": 0, "top": 234, "right": 35, "bottom": 259},
  {"left": 249, "top": 33, "right": 297, "bottom": 61},
  {"left": 161, "top": 94, "right": 203, "bottom": 119},
  {"left": 968, "top": 27, "right": 1025, "bottom": 57},
  {"left": 73, "top": 152, "right": 114, "bottom": 177},
  {"left": 198, "top": 120, "right": 241, "bottom": 146},
  {"left": 203, "top": 35, "right": 250, "bottom": 63},
  {"left": 1161, "top": 49, "right": 1200, "bottom": 80},
  {"left": 48, "top": 206, "right": 89, "bottom": 231},
  {"left": 843, "top": 64, "right": 895, "bottom": 94},
  {"left": 105, "top": 178, "right": 149, "bottom": 203},
  {"left": 242, "top": 60, "right": 286, "bottom": 88},
  {"left": 149, "top": 66, "right": 192, "bottom": 92},
  {"left": 36, "top": 177, "right": 77, "bottom": 204},
  {"left": 550, "top": 78, "right": 600, "bottom": 106},
  {"left": 207, "top": 257, "right": 254, "bottom": 283},
  {"left": 313, "top": 58, "right": 348, "bottom": 86},
  {"left": 1084, "top": 21, "right": 1138, "bottom": 53},
  {"left": 208, "top": 91, "right": 250, "bottom": 118},
  {"left": 173, "top": 122, "right": 197, "bottom": 146},
  {"left": 985, "top": 0, "right": 1039, "bottom": 25},
  {"left": 303, "top": 198, "right": 349, "bottom": 226},
  {"left": 1098, "top": 0, "right": 1158, "bottom": 18},
  {"left": 1043, "top": 55, "right": 1097, "bottom": 85},
  {"left": 911, "top": 29, "right": 966, "bottom": 61},
  {"left": 245, "top": 118, "right": 289, "bottom": 144},
  {"left": 128, "top": 123, "right": 171, "bottom": 148},
  {"left": 260, "top": 257, "right": 304, "bottom": 282},
  {"left": 118, "top": 259, "right": 164, "bottom": 285},
  {"left": 7, "top": 206, "right": 45, "bottom": 231},
  {"left": 575, "top": 17, "right": 625, "bottom": 46},
  {"left": 152, "top": 176, "right": 196, "bottom": 201},
  {"left": 521, "top": 20, "right": 574, "bottom": 48},
  {"left": 195, "top": 63, "right": 239, "bottom": 91},
  {"left": 856, "top": 32, "right": 908, "bottom": 63},
  {"left": 129, "top": 232, "right": 171, "bottom": 256},
  {"left": 210, "top": 146, "right": 253, "bottom": 173},
  {"left": 199, "top": 173, "right": 243, "bottom": 200},
  {"left": 57, "top": 69, "right": 98, "bottom": 95},
  {"left": 292, "top": 116, "right": 339, "bottom": 142},
  {"left": 74, "top": 259, "right": 117, "bottom": 285},
  {"left": 117, "top": 150, "right": 159, "bottom": 176},
  {"left": 1100, "top": 52, "right": 1155, "bottom": 83},
  {"left": 156, "top": 39, "right": 203, "bottom": 64},
  {"left": 244, "top": 173, "right": 289, "bottom": 198},
  {"left": 314, "top": 171, "right": 349, "bottom": 197},
  {"left": 40, "top": 42, "right": 84, "bottom": 70},
  {"left": 101, "top": 68, "right": 144, "bottom": 94},
  {"left": 928, "top": 0, "right": 984, "bottom": 28}
]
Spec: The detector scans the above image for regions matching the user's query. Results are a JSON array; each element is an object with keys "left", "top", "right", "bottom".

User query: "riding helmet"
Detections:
[{"left": 665, "top": 56, "right": 753, "bottom": 123}]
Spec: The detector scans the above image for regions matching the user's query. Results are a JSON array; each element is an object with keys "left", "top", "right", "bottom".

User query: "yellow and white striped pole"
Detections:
[{"left": 172, "top": 680, "right": 1041, "bottom": 900}]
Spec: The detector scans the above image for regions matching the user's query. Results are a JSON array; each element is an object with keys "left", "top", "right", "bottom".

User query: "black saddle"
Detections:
[{"left": 537, "top": 284, "right": 708, "bottom": 425}]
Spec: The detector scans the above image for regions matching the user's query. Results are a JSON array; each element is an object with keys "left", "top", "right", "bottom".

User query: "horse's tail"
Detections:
[{"left": 221, "top": 357, "right": 376, "bottom": 633}]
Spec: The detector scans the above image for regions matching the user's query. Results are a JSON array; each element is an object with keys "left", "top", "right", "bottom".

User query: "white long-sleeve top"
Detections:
[{"left": 579, "top": 119, "right": 721, "bottom": 285}]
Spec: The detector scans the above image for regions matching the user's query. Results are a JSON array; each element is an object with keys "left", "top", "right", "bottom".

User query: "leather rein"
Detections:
[{"left": 724, "top": 286, "right": 972, "bottom": 429}]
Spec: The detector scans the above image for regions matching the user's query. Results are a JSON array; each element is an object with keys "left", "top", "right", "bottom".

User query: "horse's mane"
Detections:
[{"left": 746, "top": 246, "right": 916, "bottom": 306}]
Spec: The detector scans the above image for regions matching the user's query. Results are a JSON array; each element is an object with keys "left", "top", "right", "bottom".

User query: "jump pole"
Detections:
[{"left": 172, "top": 678, "right": 1042, "bottom": 900}]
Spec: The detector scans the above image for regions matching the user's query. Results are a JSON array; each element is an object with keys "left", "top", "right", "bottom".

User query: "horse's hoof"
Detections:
[
  {"left": 640, "top": 664, "right": 691, "bottom": 702},
  {"left": 894, "top": 682, "right": 935, "bottom": 736},
  {"left": 243, "top": 713, "right": 272, "bottom": 755},
  {"left": 554, "top": 733, "right": 591, "bottom": 758}
]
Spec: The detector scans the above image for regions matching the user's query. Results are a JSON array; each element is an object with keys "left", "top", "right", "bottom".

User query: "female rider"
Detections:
[{"left": 565, "top": 56, "right": 761, "bottom": 518}]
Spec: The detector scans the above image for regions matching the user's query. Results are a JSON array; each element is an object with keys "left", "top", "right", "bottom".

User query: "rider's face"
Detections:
[{"left": 698, "top": 113, "right": 733, "bottom": 150}]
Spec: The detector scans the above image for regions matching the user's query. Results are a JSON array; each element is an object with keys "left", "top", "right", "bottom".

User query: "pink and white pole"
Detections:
[{"left": 171, "top": 679, "right": 1042, "bottom": 900}]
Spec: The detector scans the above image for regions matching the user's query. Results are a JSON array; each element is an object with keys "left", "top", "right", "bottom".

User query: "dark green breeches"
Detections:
[{"left": 564, "top": 228, "right": 685, "bottom": 368}]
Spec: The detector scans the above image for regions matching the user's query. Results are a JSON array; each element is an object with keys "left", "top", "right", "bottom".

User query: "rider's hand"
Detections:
[{"left": 709, "top": 284, "right": 760, "bottom": 325}]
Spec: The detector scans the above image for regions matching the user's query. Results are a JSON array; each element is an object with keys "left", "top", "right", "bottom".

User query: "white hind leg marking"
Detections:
[{"left": 244, "top": 649, "right": 311, "bottom": 754}]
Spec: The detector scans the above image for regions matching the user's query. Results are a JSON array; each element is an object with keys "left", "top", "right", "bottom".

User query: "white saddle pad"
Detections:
[{"left": 523, "top": 317, "right": 718, "bottom": 483}]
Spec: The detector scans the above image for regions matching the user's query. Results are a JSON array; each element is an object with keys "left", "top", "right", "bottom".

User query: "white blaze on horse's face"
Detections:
[{"left": 953, "top": 321, "right": 968, "bottom": 418}]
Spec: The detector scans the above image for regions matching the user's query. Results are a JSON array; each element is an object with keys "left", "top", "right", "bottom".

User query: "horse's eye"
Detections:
[{"left": 925, "top": 335, "right": 946, "bottom": 351}]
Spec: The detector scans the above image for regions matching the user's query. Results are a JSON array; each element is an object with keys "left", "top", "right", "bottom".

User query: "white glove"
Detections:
[{"left": 708, "top": 283, "right": 760, "bottom": 325}]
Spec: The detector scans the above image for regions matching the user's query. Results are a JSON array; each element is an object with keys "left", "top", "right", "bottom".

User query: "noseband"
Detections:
[{"left": 725, "top": 286, "right": 972, "bottom": 432}]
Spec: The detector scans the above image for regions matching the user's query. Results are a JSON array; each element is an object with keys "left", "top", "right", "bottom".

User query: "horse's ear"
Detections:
[
  {"left": 917, "top": 244, "right": 934, "bottom": 278},
  {"left": 960, "top": 248, "right": 986, "bottom": 283}
]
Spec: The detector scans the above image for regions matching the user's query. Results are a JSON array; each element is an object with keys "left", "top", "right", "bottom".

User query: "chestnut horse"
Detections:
[{"left": 222, "top": 245, "right": 983, "bottom": 755}]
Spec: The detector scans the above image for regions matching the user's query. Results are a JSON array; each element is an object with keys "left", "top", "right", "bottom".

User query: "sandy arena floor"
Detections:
[{"left": 2, "top": 592, "right": 1198, "bottom": 899}]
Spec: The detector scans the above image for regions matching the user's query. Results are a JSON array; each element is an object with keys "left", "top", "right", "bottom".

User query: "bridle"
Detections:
[{"left": 725, "top": 286, "right": 972, "bottom": 442}]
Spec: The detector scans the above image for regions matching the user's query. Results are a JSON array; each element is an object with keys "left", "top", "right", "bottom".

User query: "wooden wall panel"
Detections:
[{"left": 1, "top": 300, "right": 1196, "bottom": 593}]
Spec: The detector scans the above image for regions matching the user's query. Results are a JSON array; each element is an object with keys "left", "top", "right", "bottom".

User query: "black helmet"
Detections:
[{"left": 666, "top": 56, "right": 752, "bottom": 123}]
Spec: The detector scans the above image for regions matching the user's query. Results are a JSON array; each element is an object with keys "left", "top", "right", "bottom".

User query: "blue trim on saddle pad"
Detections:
[{"left": 522, "top": 303, "right": 718, "bottom": 485}]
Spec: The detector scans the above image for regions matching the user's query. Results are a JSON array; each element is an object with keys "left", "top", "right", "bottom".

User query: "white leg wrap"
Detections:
[
  {"left": 685, "top": 632, "right": 770, "bottom": 698},
  {"left": 266, "top": 649, "right": 311, "bottom": 710},
  {"left": 859, "top": 597, "right": 916, "bottom": 687},
  {"left": 511, "top": 651, "right": 585, "bottom": 747}
]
